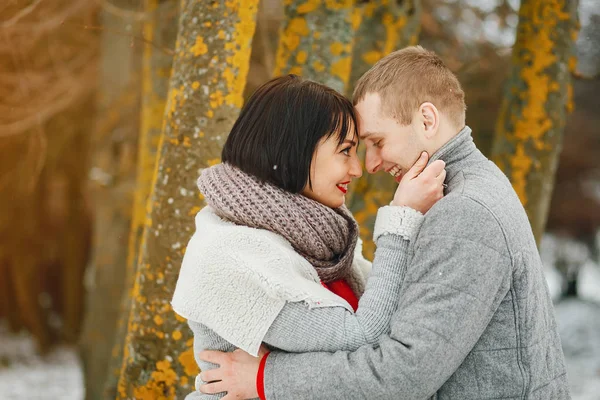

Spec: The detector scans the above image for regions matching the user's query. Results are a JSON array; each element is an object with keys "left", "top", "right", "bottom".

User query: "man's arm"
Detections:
[{"left": 263, "top": 196, "right": 512, "bottom": 399}]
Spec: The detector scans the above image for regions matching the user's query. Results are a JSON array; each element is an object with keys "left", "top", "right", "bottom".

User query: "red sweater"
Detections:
[{"left": 257, "top": 279, "right": 358, "bottom": 399}]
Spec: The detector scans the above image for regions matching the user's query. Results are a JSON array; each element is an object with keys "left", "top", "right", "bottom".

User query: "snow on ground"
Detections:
[
  {"left": 555, "top": 299, "right": 600, "bottom": 400},
  {"left": 0, "top": 322, "right": 84, "bottom": 400}
]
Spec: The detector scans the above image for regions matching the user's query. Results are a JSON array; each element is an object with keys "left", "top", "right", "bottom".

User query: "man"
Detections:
[{"left": 198, "top": 46, "right": 570, "bottom": 399}]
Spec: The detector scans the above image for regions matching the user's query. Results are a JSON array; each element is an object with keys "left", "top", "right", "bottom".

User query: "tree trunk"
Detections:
[
  {"left": 0, "top": 0, "right": 99, "bottom": 349},
  {"left": 491, "top": 0, "right": 579, "bottom": 244},
  {"left": 273, "top": 0, "right": 356, "bottom": 93},
  {"left": 347, "top": 0, "right": 422, "bottom": 259},
  {"left": 116, "top": 1, "right": 259, "bottom": 398},
  {"left": 104, "top": 0, "right": 178, "bottom": 398},
  {"left": 78, "top": 2, "right": 143, "bottom": 398}
]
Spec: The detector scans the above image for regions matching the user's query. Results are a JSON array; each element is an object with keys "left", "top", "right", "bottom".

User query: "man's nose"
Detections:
[{"left": 365, "top": 148, "right": 382, "bottom": 174}]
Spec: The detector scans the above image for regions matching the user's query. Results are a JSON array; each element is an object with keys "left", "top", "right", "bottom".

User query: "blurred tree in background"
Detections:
[
  {"left": 78, "top": 2, "right": 143, "bottom": 399},
  {"left": 492, "top": 0, "right": 579, "bottom": 245},
  {"left": 0, "top": 0, "right": 99, "bottom": 348},
  {"left": 274, "top": 0, "right": 356, "bottom": 93},
  {"left": 1, "top": 1, "right": 599, "bottom": 399}
]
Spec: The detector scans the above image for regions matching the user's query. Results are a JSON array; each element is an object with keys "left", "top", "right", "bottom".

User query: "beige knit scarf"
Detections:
[{"left": 197, "top": 163, "right": 358, "bottom": 283}]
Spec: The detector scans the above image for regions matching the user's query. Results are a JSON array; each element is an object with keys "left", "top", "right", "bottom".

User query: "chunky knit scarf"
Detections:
[{"left": 197, "top": 163, "right": 359, "bottom": 283}]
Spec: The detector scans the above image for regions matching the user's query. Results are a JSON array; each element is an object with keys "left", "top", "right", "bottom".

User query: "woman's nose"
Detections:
[{"left": 350, "top": 156, "right": 362, "bottom": 178}]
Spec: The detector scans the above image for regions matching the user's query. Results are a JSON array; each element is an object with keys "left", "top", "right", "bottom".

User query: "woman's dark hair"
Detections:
[{"left": 221, "top": 74, "right": 359, "bottom": 192}]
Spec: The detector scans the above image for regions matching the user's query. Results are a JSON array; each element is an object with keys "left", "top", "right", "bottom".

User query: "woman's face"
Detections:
[{"left": 302, "top": 128, "right": 363, "bottom": 208}]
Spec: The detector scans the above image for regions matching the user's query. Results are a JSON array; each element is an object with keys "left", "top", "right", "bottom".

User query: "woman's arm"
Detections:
[{"left": 263, "top": 207, "right": 422, "bottom": 352}]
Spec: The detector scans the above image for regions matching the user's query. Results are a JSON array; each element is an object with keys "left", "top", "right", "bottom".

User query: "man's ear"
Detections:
[{"left": 419, "top": 102, "right": 439, "bottom": 139}]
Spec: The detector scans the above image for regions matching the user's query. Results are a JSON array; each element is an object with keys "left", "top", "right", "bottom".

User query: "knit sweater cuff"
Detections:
[{"left": 373, "top": 206, "right": 424, "bottom": 243}]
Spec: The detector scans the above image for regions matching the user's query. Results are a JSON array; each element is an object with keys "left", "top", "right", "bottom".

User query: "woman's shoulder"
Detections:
[{"left": 191, "top": 206, "right": 297, "bottom": 259}]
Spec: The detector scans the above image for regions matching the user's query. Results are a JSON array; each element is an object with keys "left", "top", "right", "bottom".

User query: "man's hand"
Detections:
[
  {"left": 198, "top": 346, "right": 269, "bottom": 399},
  {"left": 392, "top": 152, "right": 446, "bottom": 213}
]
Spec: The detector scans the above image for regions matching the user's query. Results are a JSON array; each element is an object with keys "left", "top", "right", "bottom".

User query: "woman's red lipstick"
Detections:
[{"left": 336, "top": 181, "right": 350, "bottom": 194}]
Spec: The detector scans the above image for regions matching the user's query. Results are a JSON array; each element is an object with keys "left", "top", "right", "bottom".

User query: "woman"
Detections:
[{"left": 171, "top": 75, "right": 444, "bottom": 399}]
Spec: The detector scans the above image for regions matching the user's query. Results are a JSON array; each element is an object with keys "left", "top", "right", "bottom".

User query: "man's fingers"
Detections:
[
  {"left": 406, "top": 152, "right": 429, "bottom": 179},
  {"left": 199, "top": 380, "right": 227, "bottom": 395},
  {"left": 199, "top": 368, "right": 222, "bottom": 383},
  {"left": 199, "top": 350, "right": 227, "bottom": 365}
]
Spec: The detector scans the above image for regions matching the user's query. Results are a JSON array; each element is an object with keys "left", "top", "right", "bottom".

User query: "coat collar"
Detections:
[{"left": 429, "top": 125, "right": 480, "bottom": 181}]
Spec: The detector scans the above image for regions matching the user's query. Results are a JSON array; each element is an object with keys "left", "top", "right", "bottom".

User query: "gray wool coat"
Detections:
[{"left": 262, "top": 127, "right": 570, "bottom": 399}]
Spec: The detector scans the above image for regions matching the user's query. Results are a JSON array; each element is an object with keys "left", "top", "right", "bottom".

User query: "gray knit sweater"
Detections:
[{"left": 261, "top": 127, "right": 570, "bottom": 399}]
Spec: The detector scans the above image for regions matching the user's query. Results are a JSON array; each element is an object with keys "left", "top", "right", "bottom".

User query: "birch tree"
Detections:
[
  {"left": 116, "top": 1, "right": 259, "bottom": 398},
  {"left": 492, "top": 0, "right": 579, "bottom": 244}
]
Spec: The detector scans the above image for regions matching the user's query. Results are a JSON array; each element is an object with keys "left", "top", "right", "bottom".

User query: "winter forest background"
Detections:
[{"left": 1, "top": 0, "right": 599, "bottom": 399}]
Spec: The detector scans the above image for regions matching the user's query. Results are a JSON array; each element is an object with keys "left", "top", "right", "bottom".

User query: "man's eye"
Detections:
[{"left": 373, "top": 140, "right": 382, "bottom": 148}]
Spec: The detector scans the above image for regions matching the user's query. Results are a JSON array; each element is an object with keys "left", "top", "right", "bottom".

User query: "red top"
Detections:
[{"left": 256, "top": 279, "right": 359, "bottom": 399}]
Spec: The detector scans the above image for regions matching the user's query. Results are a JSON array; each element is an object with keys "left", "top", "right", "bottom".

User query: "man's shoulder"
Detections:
[
  {"left": 420, "top": 188, "right": 508, "bottom": 255},
  {"left": 420, "top": 163, "right": 533, "bottom": 255}
]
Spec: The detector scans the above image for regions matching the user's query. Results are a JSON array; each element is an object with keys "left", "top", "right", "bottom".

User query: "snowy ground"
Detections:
[
  {"left": 0, "top": 323, "right": 84, "bottom": 399},
  {"left": 556, "top": 299, "right": 600, "bottom": 400},
  {"left": 1, "top": 243, "right": 600, "bottom": 399}
]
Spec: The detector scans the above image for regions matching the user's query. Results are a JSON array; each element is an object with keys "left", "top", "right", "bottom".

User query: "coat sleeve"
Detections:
[
  {"left": 185, "top": 321, "right": 238, "bottom": 400},
  {"left": 262, "top": 233, "right": 412, "bottom": 352},
  {"left": 262, "top": 196, "right": 512, "bottom": 400},
  {"left": 260, "top": 206, "right": 423, "bottom": 353}
]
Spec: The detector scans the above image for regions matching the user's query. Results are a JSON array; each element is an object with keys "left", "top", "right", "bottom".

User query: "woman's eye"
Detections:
[{"left": 341, "top": 147, "right": 351, "bottom": 156}]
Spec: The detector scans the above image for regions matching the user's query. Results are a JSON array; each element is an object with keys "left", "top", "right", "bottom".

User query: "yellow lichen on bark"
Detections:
[
  {"left": 109, "top": 2, "right": 179, "bottom": 396},
  {"left": 116, "top": 1, "right": 259, "bottom": 398},
  {"left": 347, "top": 0, "right": 420, "bottom": 96},
  {"left": 491, "top": 0, "right": 578, "bottom": 243},
  {"left": 273, "top": 0, "right": 355, "bottom": 93},
  {"left": 191, "top": 36, "right": 208, "bottom": 56}
]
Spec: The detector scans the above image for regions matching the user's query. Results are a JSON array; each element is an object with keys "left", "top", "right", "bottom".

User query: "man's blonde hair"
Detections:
[{"left": 353, "top": 46, "right": 466, "bottom": 128}]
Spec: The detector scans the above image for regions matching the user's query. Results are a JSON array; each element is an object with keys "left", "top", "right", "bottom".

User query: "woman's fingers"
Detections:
[
  {"left": 436, "top": 168, "right": 447, "bottom": 183},
  {"left": 405, "top": 152, "right": 429, "bottom": 180},
  {"left": 421, "top": 159, "right": 445, "bottom": 180}
]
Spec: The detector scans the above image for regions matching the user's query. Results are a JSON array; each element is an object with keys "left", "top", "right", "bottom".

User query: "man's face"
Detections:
[{"left": 355, "top": 92, "right": 425, "bottom": 181}]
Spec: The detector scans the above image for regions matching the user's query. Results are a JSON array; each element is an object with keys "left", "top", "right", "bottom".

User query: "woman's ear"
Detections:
[{"left": 419, "top": 102, "right": 439, "bottom": 139}]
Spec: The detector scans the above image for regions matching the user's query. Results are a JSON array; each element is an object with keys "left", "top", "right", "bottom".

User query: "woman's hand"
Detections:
[{"left": 391, "top": 152, "right": 446, "bottom": 213}]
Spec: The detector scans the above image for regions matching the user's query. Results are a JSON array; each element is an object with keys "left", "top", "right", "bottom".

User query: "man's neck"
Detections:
[{"left": 426, "top": 123, "right": 465, "bottom": 156}]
